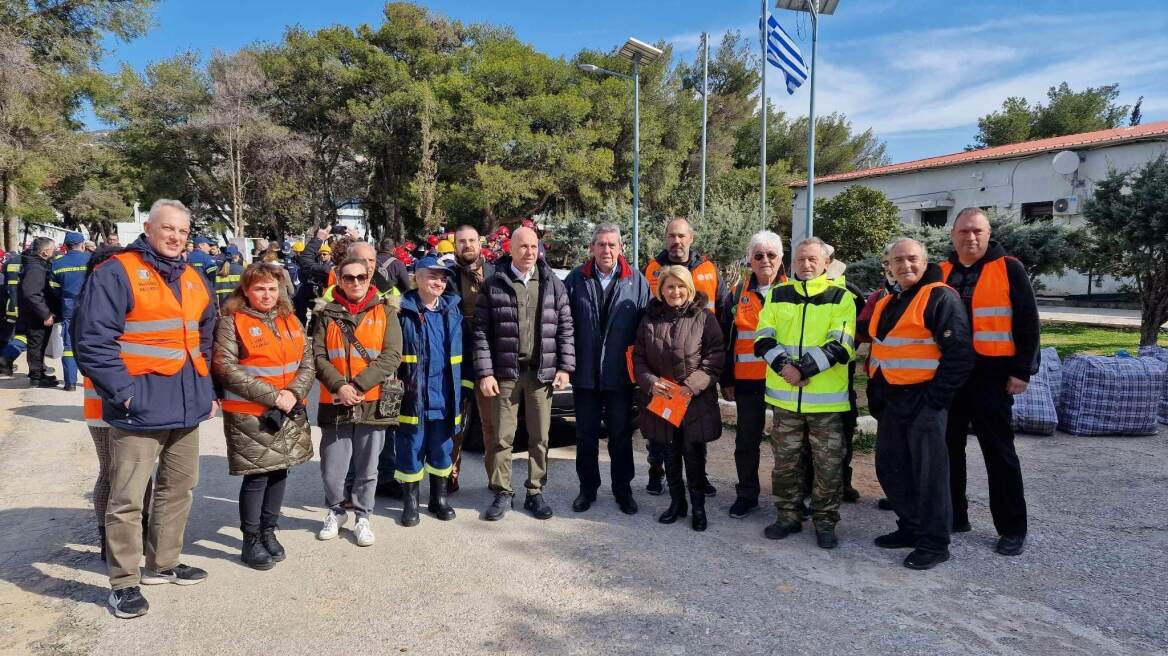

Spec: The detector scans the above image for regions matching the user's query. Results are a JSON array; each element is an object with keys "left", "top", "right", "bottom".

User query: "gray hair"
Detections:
[
  {"left": 793, "top": 236, "right": 831, "bottom": 258},
  {"left": 147, "top": 199, "right": 191, "bottom": 222},
  {"left": 665, "top": 216, "right": 693, "bottom": 236},
  {"left": 348, "top": 241, "right": 376, "bottom": 257},
  {"left": 591, "top": 222, "right": 622, "bottom": 244},
  {"left": 886, "top": 236, "right": 928, "bottom": 261},
  {"left": 745, "top": 230, "right": 784, "bottom": 259},
  {"left": 31, "top": 236, "right": 55, "bottom": 254}
]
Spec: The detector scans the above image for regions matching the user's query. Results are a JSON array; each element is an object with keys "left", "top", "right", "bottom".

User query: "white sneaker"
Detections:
[
  {"left": 317, "top": 511, "right": 346, "bottom": 540},
  {"left": 353, "top": 517, "right": 375, "bottom": 547}
]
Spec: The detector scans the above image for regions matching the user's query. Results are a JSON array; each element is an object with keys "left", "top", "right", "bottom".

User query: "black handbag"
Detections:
[{"left": 335, "top": 319, "right": 404, "bottom": 424}]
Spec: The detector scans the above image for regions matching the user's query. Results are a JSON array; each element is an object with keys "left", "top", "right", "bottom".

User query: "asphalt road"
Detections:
[{"left": 1, "top": 364, "right": 1165, "bottom": 655}]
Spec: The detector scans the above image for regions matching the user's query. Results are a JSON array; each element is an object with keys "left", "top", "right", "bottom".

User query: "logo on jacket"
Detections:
[
  {"left": 137, "top": 269, "right": 149, "bottom": 280},
  {"left": 250, "top": 327, "right": 262, "bottom": 337}
]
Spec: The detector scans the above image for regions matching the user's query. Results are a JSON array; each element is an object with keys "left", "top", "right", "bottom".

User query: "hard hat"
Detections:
[
  {"left": 426, "top": 234, "right": 440, "bottom": 247},
  {"left": 292, "top": 241, "right": 305, "bottom": 252},
  {"left": 436, "top": 239, "right": 455, "bottom": 254},
  {"left": 318, "top": 244, "right": 332, "bottom": 254},
  {"left": 495, "top": 225, "right": 511, "bottom": 238}
]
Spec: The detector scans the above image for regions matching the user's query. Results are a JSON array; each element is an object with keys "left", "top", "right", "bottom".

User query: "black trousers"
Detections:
[
  {"left": 663, "top": 432, "right": 708, "bottom": 496},
  {"left": 649, "top": 436, "right": 711, "bottom": 488},
  {"left": 875, "top": 395, "right": 951, "bottom": 554},
  {"left": 574, "top": 387, "right": 636, "bottom": 499},
  {"left": 946, "top": 372, "right": 1028, "bottom": 537},
  {"left": 25, "top": 324, "right": 50, "bottom": 379},
  {"left": 239, "top": 469, "right": 289, "bottom": 534},
  {"left": 733, "top": 385, "right": 767, "bottom": 502}
]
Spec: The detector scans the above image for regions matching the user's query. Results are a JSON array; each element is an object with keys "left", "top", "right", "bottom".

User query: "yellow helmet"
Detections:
[
  {"left": 318, "top": 244, "right": 332, "bottom": 254},
  {"left": 436, "top": 239, "right": 455, "bottom": 254},
  {"left": 292, "top": 241, "right": 305, "bottom": 252}
]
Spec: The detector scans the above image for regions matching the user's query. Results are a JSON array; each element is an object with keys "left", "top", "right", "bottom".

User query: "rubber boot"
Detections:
[
  {"left": 241, "top": 531, "right": 274, "bottom": 570},
  {"left": 690, "top": 491, "right": 707, "bottom": 532},
  {"left": 657, "top": 483, "right": 688, "bottom": 524},
  {"left": 401, "top": 481, "right": 421, "bottom": 527},
  {"left": 427, "top": 474, "right": 456, "bottom": 521},
  {"left": 98, "top": 525, "right": 107, "bottom": 562}
]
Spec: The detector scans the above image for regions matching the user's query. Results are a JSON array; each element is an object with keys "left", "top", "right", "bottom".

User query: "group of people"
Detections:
[{"left": 35, "top": 196, "right": 1037, "bottom": 620}]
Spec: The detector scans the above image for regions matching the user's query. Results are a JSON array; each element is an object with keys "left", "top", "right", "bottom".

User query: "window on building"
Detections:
[
  {"left": 920, "top": 209, "right": 948, "bottom": 227},
  {"left": 1021, "top": 201, "right": 1054, "bottom": 223}
]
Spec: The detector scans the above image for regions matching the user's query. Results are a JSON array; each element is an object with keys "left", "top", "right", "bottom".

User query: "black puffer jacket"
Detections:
[{"left": 472, "top": 256, "right": 575, "bottom": 382}]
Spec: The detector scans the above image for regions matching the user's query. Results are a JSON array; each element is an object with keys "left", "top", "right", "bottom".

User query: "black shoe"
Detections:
[
  {"left": 375, "top": 479, "right": 404, "bottom": 499},
  {"left": 427, "top": 474, "right": 456, "bottom": 521},
  {"left": 874, "top": 530, "right": 917, "bottom": 549},
  {"left": 0, "top": 361, "right": 12, "bottom": 377},
  {"left": 241, "top": 532, "right": 274, "bottom": 571},
  {"left": 98, "top": 525, "right": 107, "bottom": 562},
  {"left": 401, "top": 481, "right": 420, "bottom": 527},
  {"left": 877, "top": 498, "right": 894, "bottom": 511},
  {"left": 524, "top": 493, "right": 553, "bottom": 520},
  {"left": 816, "top": 527, "right": 839, "bottom": 549},
  {"left": 62, "top": 383, "right": 77, "bottom": 392},
  {"left": 842, "top": 486, "right": 860, "bottom": 503},
  {"left": 763, "top": 521, "right": 802, "bottom": 540},
  {"left": 32, "top": 376, "right": 58, "bottom": 388},
  {"left": 658, "top": 486, "right": 688, "bottom": 524},
  {"left": 703, "top": 480, "right": 717, "bottom": 497},
  {"left": 996, "top": 534, "right": 1026, "bottom": 556},
  {"left": 615, "top": 495, "right": 638, "bottom": 515},
  {"left": 108, "top": 586, "right": 149, "bottom": 619},
  {"left": 646, "top": 466, "right": 664, "bottom": 495},
  {"left": 484, "top": 491, "right": 514, "bottom": 521},
  {"left": 953, "top": 519, "right": 972, "bottom": 533},
  {"left": 728, "top": 497, "right": 758, "bottom": 519},
  {"left": 904, "top": 548, "right": 950, "bottom": 570},
  {"left": 260, "top": 526, "right": 285, "bottom": 562},
  {"left": 572, "top": 492, "right": 596, "bottom": 513},
  {"left": 690, "top": 492, "right": 707, "bottom": 532},
  {"left": 140, "top": 564, "right": 207, "bottom": 585}
]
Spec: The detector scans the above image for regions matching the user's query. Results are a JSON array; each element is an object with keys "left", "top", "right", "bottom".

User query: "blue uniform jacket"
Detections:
[
  {"left": 50, "top": 250, "right": 91, "bottom": 320},
  {"left": 73, "top": 236, "right": 217, "bottom": 431},
  {"left": 186, "top": 249, "right": 218, "bottom": 284},
  {"left": 397, "top": 291, "right": 462, "bottom": 429},
  {"left": 3, "top": 252, "right": 20, "bottom": 321},
  {"left": 564, "top": 256, "right": 650, "bottom": 391}
]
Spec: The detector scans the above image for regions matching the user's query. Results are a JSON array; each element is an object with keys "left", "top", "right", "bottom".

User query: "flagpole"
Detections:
[
  {"left": 804, "top": 1, "right": 818, "bottom": 239},
  {"left": 699, "top": 32, "right": 709, "bottom": 219},
  {"left": 760, "top": 0, "right": 768, "bottom": 225}
]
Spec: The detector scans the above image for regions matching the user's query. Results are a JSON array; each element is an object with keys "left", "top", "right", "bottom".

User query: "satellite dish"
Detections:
[{"left": 1052, "top": 150, "right": 1080, "bottom": 175}]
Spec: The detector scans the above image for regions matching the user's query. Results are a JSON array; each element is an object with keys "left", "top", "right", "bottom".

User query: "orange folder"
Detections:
[{"left": 647, "top": 379, "right": 690, "bottom": 428}]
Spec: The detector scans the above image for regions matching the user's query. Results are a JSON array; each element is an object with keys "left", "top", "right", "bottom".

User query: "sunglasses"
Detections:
[
  {"left": 752, "top": 252, "right": 780, "bottom": 261},
  {"left": 340, "top": 273, "right": 369, "bottom": 284}
]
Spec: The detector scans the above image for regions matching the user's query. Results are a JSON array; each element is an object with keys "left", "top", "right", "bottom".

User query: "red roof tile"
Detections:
[{"left": 791, "top": 120, "right": 1168, "bottom": 188}]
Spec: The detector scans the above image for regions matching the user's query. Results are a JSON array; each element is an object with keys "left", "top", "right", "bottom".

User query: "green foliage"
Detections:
[
  {"left": 814, "top": 185, "right": 900, "bottom": 262},
  {"left": 972, "top": 82, "right": 1130, "bottom": 149},
  {"left": 1083, "top": 154, "right": 1168, "bottom": 345},
  {"left": 988, "top": 215, "right": 1089, "bottom": 288}
]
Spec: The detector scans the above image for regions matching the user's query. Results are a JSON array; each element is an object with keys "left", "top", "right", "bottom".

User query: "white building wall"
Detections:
[{"left": 791, "top": 139, "right": 1168, "bottom": 295}]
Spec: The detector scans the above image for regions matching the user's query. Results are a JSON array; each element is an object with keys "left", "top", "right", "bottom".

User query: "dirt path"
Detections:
[{"left": 1, "top": 363, "right": 1165, "bottom": 655}]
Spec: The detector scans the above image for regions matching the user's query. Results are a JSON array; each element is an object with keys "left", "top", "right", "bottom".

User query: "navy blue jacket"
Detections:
[
  {"left": 186, "top": 249, "right": 218, "bottom": 284},
  {"left": 50, "top": 249, "right": 91, "bottom": 320},
  {"left": 74, "top": 236, "right": 217, "bottom": 431},
  {"left": 2, "top": 252, "right": 19, "bottom": 321},
  {"left": 564, "top": 256, "right": 649, "bottom": 391},
  {"left": 398, "top": 291, "right": 462, "bottom": 428}
]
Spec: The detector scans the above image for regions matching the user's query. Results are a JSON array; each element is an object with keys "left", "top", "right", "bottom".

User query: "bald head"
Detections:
[
  {"left": 511, "top": 226, "right": 539, "bottom": 273},
  {"left": 951, "top": 207, "right": 991, "bottom": 265}
]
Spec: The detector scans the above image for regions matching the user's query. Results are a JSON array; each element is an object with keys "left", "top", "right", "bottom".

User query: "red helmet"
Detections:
[
  {"left": 404, "top": 240, "right": 417, "bottom": 251},
  {"left": 521, "top": 218, "right": 536, "bottom": 229},
  {"left": 426, "top": 234, "right": 440, "bottom": 247},
  {"left": 501, "top": 238, "right": 511, "bottom": 251},
  {"left": 495, "top": 225, "right": 511, "bottom": 238}
]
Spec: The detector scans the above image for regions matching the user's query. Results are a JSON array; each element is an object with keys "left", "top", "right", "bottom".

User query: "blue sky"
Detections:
[{"left": 94, "top": 0, "right": 1168, "bottom": 164}]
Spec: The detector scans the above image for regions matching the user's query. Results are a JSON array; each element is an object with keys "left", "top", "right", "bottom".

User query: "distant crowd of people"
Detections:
[{"left": 3, "top": 198, "right": 1039, "bottom": 620}]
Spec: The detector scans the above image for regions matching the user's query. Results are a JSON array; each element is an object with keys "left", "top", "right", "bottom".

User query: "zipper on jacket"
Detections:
[{"left": 797, "top": 279, "right": 809, "bottom": 413}]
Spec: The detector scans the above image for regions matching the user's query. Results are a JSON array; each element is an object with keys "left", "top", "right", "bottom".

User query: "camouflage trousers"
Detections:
[{"left": 771, "top": 408, "right": 844, "bottom": 530}]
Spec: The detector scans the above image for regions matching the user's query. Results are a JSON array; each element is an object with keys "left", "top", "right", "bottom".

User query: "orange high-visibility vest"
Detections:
[
  {"left": 320, "top": 304, "right": 387, "bottom": 403},
  {"left": 327, "top": 268, "right": 337, "bottom": 288},
  {"left": 732, "top": 288, "right": 766, "bottom": 381},
  {"left": 868, "top": 282, "right": 947, "bottom": 385},
  {"left": 221, "top": 312, "right": 306, "bottom": 416},
  {"left": 645, "top": 258, "right": 719, "bottom": 314},
  {"left": 939, "top": 258, "right": 1016, "bottom": 357},
  {"left": 113, "top": 251, "right": 210, "bottom": 377},
  {"left": 82, "top": 377, "right": 108, "bottom": 428}
]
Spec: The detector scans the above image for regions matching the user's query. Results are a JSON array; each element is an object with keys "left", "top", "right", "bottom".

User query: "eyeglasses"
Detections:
[
  {"left": 752, "top": 252, "right": 780, "bottom": 261},
  {"left": 340, "top": 273, "right": 369, "bottom": 284}
]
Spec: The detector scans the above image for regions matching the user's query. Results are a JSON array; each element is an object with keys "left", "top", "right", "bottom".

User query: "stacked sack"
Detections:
[
  {"left": 1011, "top": 347, "right": 1061, "bottom": 436},
  {"left": 1138, "top": 346, "right": 1168, "bottom": 425},
  {"left": 1057, "top": 353, "right": 1166, "bottom": 436}
]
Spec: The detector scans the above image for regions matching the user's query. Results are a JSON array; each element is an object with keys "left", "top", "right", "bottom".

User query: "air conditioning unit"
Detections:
[{"left": 1053, "top": 196, "right": 1080, "bottom": 215}]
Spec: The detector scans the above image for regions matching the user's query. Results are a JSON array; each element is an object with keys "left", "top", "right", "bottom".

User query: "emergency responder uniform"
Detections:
[
  {"left": 50, "top": 233, "right": 92, "bottom": 390},
  {"left": 0, "top": 251, "right": 25, "bottom": 374},
  {"left": 214, "top": 250, "right": 245, "bottom": 310}
]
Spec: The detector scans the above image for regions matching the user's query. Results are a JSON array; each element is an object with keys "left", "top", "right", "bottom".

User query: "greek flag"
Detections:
[{"left": 765, "top": 14, "right": 808, "bottom": 94}]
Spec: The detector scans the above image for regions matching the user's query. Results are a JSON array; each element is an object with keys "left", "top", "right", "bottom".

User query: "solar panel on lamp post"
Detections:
[{"left": 775, "top": 0, "right": 839, "bottom": 243}]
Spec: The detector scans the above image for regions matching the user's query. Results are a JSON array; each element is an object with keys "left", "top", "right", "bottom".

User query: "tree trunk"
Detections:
[
  {"left": 2, "top": 176, "right": 18, "bottom": 251},
  {"left": 1140, "top": 270, "right": 1168, "bottom": 346}
]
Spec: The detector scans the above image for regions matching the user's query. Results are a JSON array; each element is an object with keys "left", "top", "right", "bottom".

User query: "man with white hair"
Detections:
[{"left": 75, "top": 199, "right": 218, "bottom": 617}]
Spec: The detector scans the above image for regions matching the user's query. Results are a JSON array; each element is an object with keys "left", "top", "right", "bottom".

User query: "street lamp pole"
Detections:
[
  {"left": 632, "top": 52, "right": 641, "bottom": 271},
  {"left": 699, "top": 32, "right": 709, "bottom": 219}
]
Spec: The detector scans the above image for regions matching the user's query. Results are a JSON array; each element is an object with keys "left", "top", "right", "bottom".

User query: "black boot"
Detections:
[
  {"left": 690, "top": 491, "right": 707, "bottom": 532},
  {"left": 657, "top": 484, "right": 688, "bottom": 524},
  {"left": 241, "top": 531, "right": 274, "bottom": 570},
  {"left": 646, "top": 464, "right": 665, "bottom": 495},
  {"left": 260, "top": 526, "right": 285, "bottom": 562},
  {"left": 401, "top": 481, "right": 420, "bottom": 527},
  {"left": 98, "top": 525, "right": 107, "bottom": 562},
  {"left": 427, "top": 474, "right": 456, "bottom": 521}
]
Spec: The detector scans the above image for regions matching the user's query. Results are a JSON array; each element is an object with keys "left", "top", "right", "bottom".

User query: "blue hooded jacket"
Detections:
[
  {"left": 73, "top": 235, "right": 217, "bottom": 431},
  {"left": 397, "top": 290, "right": 462, "bottom": 428}
]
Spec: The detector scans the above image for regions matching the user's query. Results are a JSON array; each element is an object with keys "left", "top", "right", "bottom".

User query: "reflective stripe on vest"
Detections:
[
  {"left": 733, "top": 290, "right": 766, "bottom": 380},
  {"left": 221, "top": 313, "right": 306, "bottom": 416},
  {"left": 939, "top": 258, "right": 1016, "bottom": 357},
  {"left": 867, "top": 282, "right": 946, "bottom": 385},
  {"left": 320, "top": 304, "right": 387, "bottom": 404},
  {"left": 83, "top": 378, "right": 109, "bottom": 427},
  {"left": 114, "top": 252, "right": 210, "bottom": 377},
  {"left": 644, "top": 258, "right": 720, "bottom": 315}
]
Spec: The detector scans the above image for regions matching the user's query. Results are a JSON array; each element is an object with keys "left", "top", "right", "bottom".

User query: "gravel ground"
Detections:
[{"left": 0, "top": 367, "right": 1165, "bottom": 656}]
